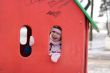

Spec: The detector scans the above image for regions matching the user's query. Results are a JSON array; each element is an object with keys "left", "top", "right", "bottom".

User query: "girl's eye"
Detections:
[{"left": 56, "top": 32, "right": 61, "bottom": 35}]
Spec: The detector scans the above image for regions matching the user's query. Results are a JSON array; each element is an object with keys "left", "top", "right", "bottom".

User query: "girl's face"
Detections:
[{"left": 50, "top": 28, "right": 61, "bottom": 42}]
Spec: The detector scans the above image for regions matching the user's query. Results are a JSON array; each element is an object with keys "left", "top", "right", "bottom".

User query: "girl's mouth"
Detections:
[{"left": 53, "top": 36, "right": 58, "bottom": 40}]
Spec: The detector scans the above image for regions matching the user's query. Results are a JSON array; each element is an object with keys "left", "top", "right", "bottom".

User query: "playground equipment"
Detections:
[{"left": 0, "top": 0, "right": 98, "bottom": 73}]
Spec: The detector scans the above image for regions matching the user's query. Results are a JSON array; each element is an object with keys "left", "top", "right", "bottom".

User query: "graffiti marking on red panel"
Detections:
[
  {"left": 48, "top": 0, "right": 71, "bottom": 8},
  {"left": 46, "top": 10, "right": 61, "bottom": 17},
  {"left": 30, "top": 0, "right": 44, "bottom": 4}
]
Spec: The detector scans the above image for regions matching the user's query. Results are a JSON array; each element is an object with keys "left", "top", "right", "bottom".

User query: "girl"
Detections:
[{"left": 49, "top": 25, "right": 62, "bottom": 63}]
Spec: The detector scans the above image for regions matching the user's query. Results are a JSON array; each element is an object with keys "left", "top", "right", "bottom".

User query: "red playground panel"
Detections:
[{"left": 0, "top": 0, "right": 88, "bottom": 73}]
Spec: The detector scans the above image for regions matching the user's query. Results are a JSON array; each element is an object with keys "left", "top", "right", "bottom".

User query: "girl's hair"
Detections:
[{"left": 52, "top": 25, "right": 62, "bottom": 31}]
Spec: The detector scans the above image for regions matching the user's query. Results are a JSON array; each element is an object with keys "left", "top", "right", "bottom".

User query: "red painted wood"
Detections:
[{"left": 0, "top": 0, "right": 88, "bottom": 73}]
